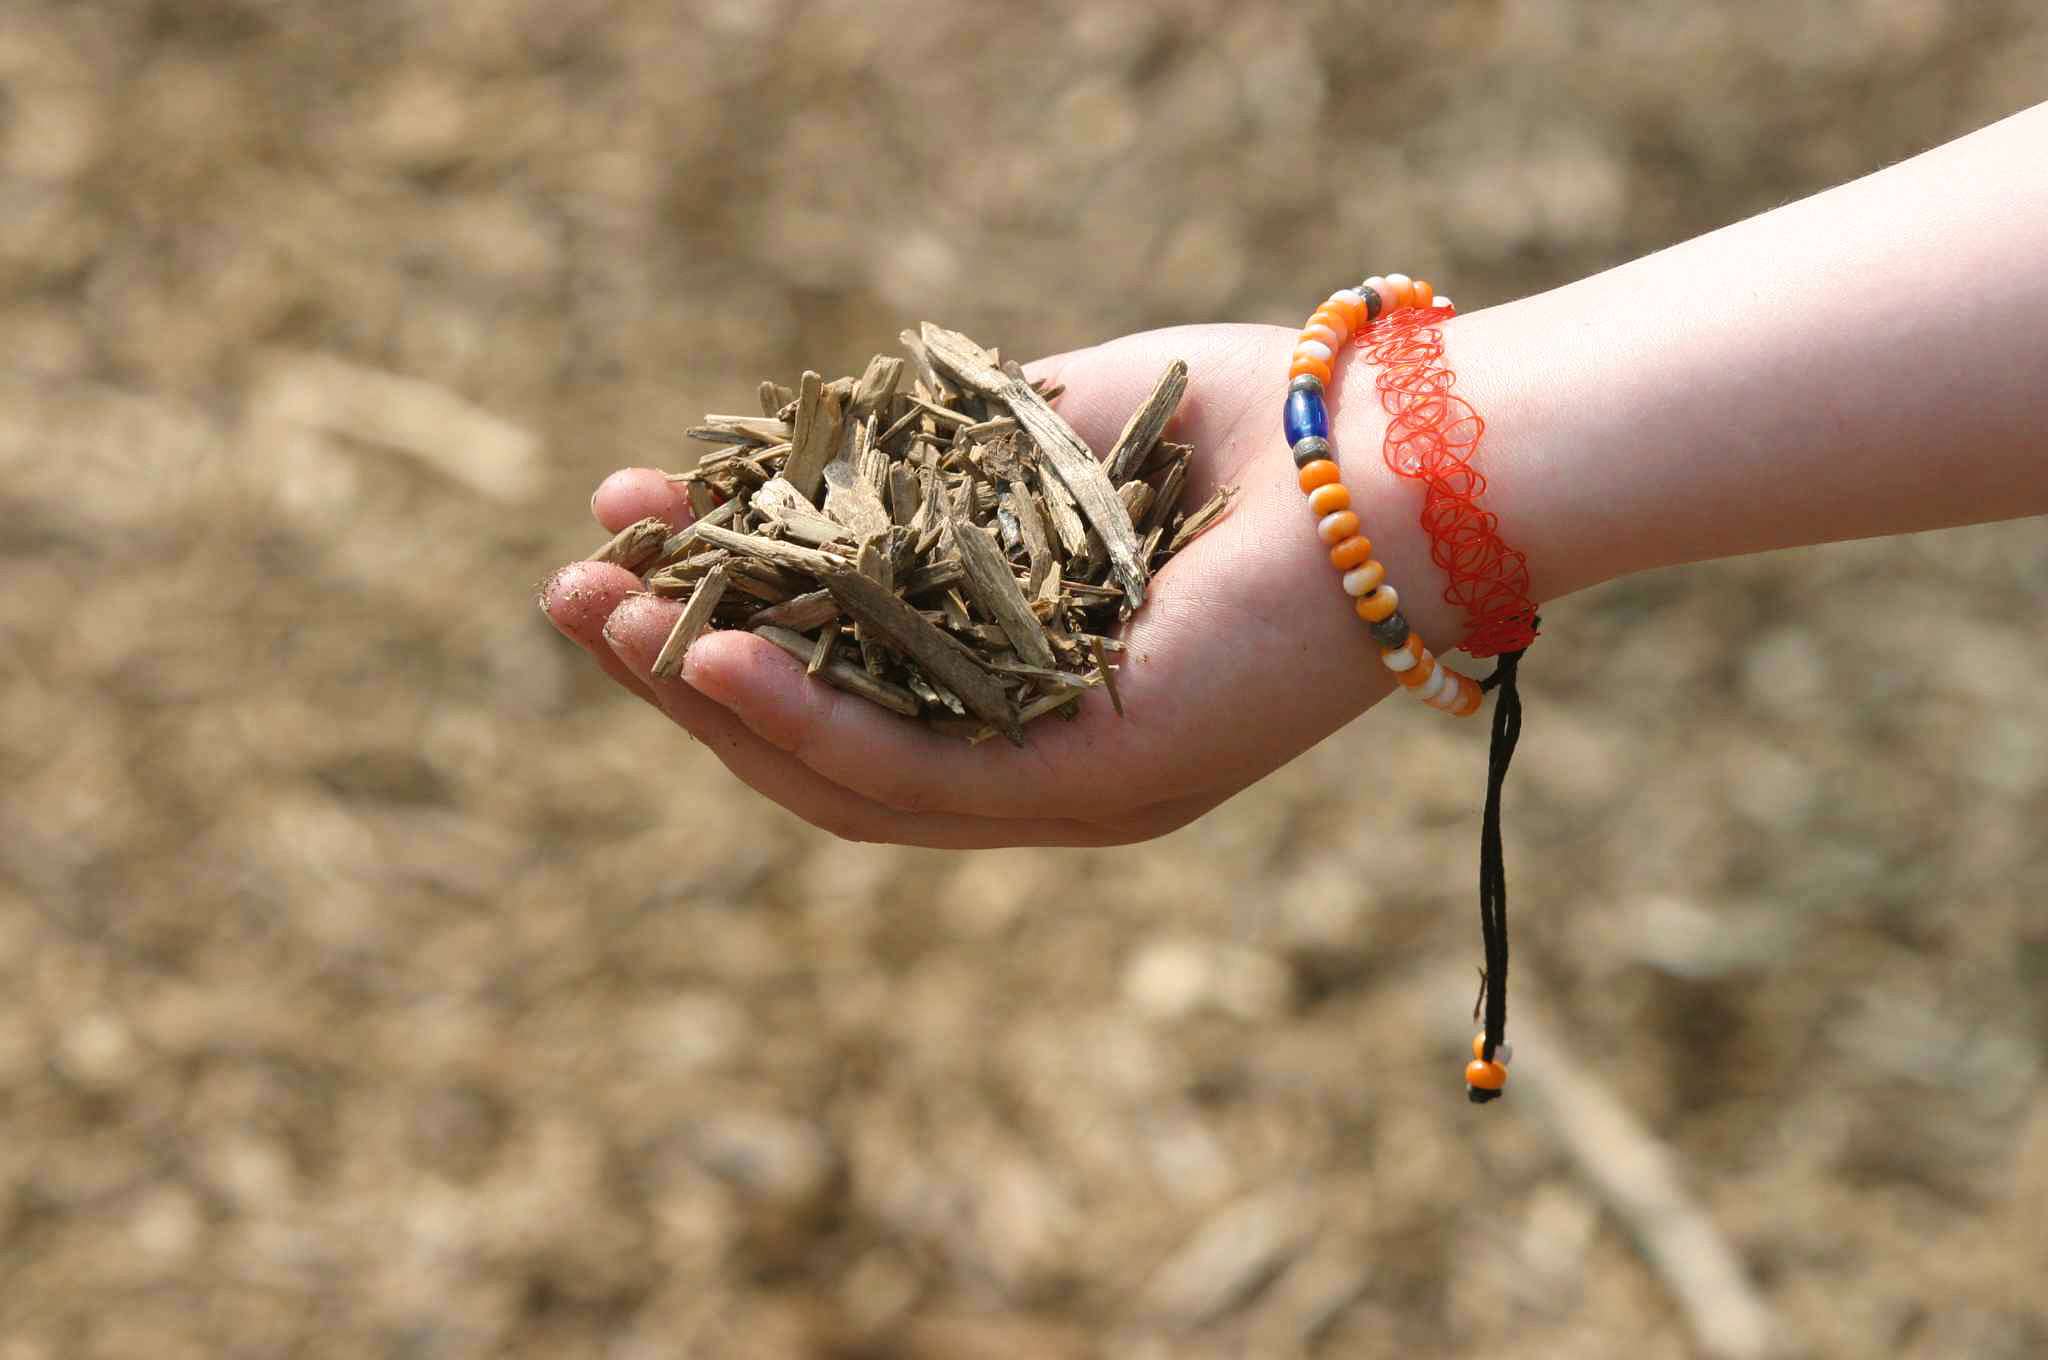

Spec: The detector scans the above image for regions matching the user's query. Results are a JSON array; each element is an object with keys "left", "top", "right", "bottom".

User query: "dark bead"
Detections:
[
  {"left": 1363, "top": 287, "right": 1382, "bottom": 322},
  {"left": 1291, "top": 436, "right": 1331, "bottom": 468},
  {"left": 1467, "top": 1085, "right": 1503, "bottom": 1104},
  {"left": 1288, "top": 373, "right": 1324, "bottom": 395},
  {"left": 1368, "top": 611, "right": 1411, "bottom": 649},
  {"left": 1283, "top": 388, "right": 1328, "bottom": 446}
]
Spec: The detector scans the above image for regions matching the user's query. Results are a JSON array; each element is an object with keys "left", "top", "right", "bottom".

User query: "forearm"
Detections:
[{"left": 1374, "top": 100, "right": 2048, "bottom": 614}]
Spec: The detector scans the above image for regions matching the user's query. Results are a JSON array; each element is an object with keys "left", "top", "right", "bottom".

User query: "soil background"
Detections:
[{"left": 4, "top": 3, "right": 2047, "bottom": 1357}]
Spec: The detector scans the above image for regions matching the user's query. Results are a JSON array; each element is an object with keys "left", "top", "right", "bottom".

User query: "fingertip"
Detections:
[
  {"left": 591, "top": 467, "right": 697, "bottom": 534},
  {"left": 543, "top": 560, "right": 644, "bottom": 637},
  {"left": 599, "top": 591, "right": 681, "bottom": 677},
  {"left": 678, "top": 630, "right": 812, "bottom": 739}
]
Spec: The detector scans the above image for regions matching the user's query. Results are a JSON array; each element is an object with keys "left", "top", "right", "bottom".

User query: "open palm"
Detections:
[{"left": 541, "top": 323, "right": 1411, "bottom": 847}]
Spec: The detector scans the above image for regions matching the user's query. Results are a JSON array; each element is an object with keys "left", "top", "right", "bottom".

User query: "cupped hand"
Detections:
[{"left": 541, "top": 323, "right": 1417, "bottom": 848}]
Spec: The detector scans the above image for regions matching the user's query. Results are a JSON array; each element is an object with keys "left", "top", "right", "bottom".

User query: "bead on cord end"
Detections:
[{"left": 1465, "top": 1057, "right": 1508, "bottom": 1102}]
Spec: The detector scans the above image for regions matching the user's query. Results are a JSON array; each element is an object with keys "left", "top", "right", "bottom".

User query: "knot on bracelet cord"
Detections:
[{"left": 1359, "top": 310, "right": 1538, "bottom": 659}]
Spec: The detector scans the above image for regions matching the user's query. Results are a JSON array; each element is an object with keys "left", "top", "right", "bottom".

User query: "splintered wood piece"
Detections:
[
  {"left": 689, "top": 414, "right": 792, "bottom": 446},
  {"left": 948, "top": 504, "right": 1056, "bottom": 669},
  {"left": 898, "top": 556, "right": 964, "bottom": 596},
  {"left": 1169, "top": 486, "right": 1238, "bottom": 552},
  {"left": 650, "top": 498, "right": 739, "bottom": 568},
  {"left": 968, "top": 689, "right": 1080, "bottom": 744},
  {"left": 806, "top": 626, "right": 836, "bottom": 676},
  {"left": 588, "top": 516, "right": 670, "bottom": 572},
  {"left": 897, "top": 328, "right": 956, "bottom": 405},
  {"left": 745, "top": 585, "right": 839, "bottom": 626},
  {"left": 754, "top": 477, "right": 854, "bottom": 547},
  {"left": 759, "top": 380, "right": 787, "bottom": 418},
  {"left": 1090, "top": 636, "right": 1124, "bottom": 717},
  {"left": 885, "top": 460, "right": 919, "bottom": 526},
  {"left": 855, "top": 532, "right": 895, "bottom": 677},
  {"left": 653, "top": 564, "right": 731, "bottom": 678},
  {"left": 753, "top": 625, "right": 921, "bottom": 716},
  {"left": 1144, "top": 456, "right": 1188, "bottom": 535},
  {"left": 744, "top": 589, "right": 842, "bottom": 632},
  {"left": 686, "top": 480, "right": 718, "bottom": 521},
  {"left": 963, "top": 416, "right": 1018, "bottom": 440},
  {"left": 920, "top": 324, "right": 1147, "bottom": 607},
  {"left": 821, "top": 565, "right": 1021, "bottom": 743},
  {"left": 1104, "top": 360, "right": 1188, "bottom": 484},
  {"left": 825, "top": 453, "right": 892, "bottom": 541},
  {"left": 783, "top": 371, "right": 844, "bottom": 501},
  {"left": 693, "top": 522, "right": 851, "bottom": 576},
  {"left": 850, "top": 354, "right": 904, "bottom": 415},
  {"left": 1037, "top": 470, "right": 1089, "bottom": 556},
  {"left": 1118, "top": 479, "right": 1155, "bottom": 531}
]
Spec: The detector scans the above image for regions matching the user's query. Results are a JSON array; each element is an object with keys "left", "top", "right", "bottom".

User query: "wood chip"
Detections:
[
  {"left": 1091, "top": 636, "right": 1124, "bottom": 717},
  {"left": 1104, "top": 359, "right": 1188, "bottom": 484},
  {"left": 820, "top": 565, "right": 1020, "bottom": 743},
  {"left": 948, "top": 503, "right": 1056, "bottom": 669},
  {"left": 743, "top": 589, "right": 842, "bottom": 633},
  {"left": 782, "top": 370, "right": 844, "bottom": 501},
  {"left": 588, "top": 516, "right": 670, "bottom": 572},
  {"left": 1169, "top": 486, "right": 1236, "bottom": 552},
  {"left": 652, "top": 564, "right": 730, "bottom": 678},
  {"left": 692, "top": 522, "right": 850, "bottom": 576}
]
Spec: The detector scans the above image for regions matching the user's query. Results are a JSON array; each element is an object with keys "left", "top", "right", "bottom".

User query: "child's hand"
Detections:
[{"left": 541, "top": 324, "right": 1415, "bottom": 848}]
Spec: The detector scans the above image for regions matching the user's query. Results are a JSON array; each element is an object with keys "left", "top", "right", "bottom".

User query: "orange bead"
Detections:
[
  {"left": 1473, "top": 1033, "right": 1513, "bottom": 1063},
  {"left": 1289, "top": 354, "right": 1333, "bottom": 386},
  {"left": 1395, "top": 651, "right": 1436, "bottom": 688},
  {"left": 1465, "top": 1059, "right": 1508, "bottom": 1091},
  {"left": 1355, "top": 585, "right": 1400, "bottom": 623},
  {"left": 1310, "top": 306, "right": 1352, "bottom": 342},
  {"left": 1328, "top": 534, "right": 1374, "bottom": 570},
  {"left": 1324, "top": 295, "right": 1366, "bottom": 330},
  {"left": 1317, "top": 510, "right": 1360, "bottom": 545},
  {"left": 1451, "top": 677, "right": 1484, "bottom": 717},
  {"left": 1301, "top": 321, "right": 1341, "bottom": 348},
  {"left": 1307, "top": 482, "right": 1351, "bottom": 515},
  {"left": 1409, "top": 279, "right": 1434, "bottom": 309},
  {"left": 1297, "top": 460, "right": 1341, "bottom": 493}
]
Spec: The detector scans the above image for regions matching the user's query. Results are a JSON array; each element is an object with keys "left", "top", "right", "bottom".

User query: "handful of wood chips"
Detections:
[{"left": 591, "top": 324, "right": 1233, "bottom": 745}]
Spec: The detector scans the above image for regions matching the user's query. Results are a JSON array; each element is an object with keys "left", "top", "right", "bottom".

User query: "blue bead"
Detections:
[{"left": 1284, "top": 388, "right": 1328, "bottom": 446}]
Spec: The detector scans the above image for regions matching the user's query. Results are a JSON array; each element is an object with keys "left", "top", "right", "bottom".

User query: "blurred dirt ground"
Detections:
[{"left": 4, "top": 2, "right": 2048, "bottom": 1357}]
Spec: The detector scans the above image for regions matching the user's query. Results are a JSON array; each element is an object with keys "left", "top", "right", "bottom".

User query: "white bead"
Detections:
[
  {"left": 1432, "top": 296, "right": 1453, "bottom": 310},
  {"left": 1418, "top": 665, "right": 1452, "bottom": 703},
  {"left": 1495, "top": 1041, "right": 1513, "bottom": 1066},
  {"left": 1345, "top": 566, "right": 1384, "bottom": 598},
  {"left": 1316, "top": 510, "right": 1354, "bottom": 543},
  {"left": 1302, "top": 322, "right": 1340, "bottom": 347},
  {"left": 1329, "top": 288, "right": 1365, "bottom": 312},
  {"left": 1384, "top": 273, "right": 1412, "bottom": 305},
  {"left": 1294, "top": 339, "right": 1333, "bottom": 364},
  {"left": 1381, "top": 642, "right": 1418, "bottom": 670}
]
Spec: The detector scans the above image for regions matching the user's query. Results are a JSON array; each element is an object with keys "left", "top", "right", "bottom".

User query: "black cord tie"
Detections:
[{"left": 1468, "top": 619, "right": 1534, "bottom": 1104}]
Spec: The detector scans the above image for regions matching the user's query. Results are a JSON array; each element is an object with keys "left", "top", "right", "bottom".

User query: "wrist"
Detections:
[{"left": 1323, "top": 297, "right": 1620, "bottom": 651}]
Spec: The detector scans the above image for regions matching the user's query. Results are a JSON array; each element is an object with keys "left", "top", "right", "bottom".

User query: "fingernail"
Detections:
[{"left": 536, "top": 568, "right": 565, "bottom": 612}]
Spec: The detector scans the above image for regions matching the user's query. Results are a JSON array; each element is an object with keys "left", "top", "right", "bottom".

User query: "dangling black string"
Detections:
[{"left": 1468, "top": 618, "right": 1534, "bottom": 1104}]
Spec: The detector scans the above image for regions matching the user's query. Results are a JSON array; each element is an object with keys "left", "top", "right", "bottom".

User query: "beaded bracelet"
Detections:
[{"left": 1286, "top": 272, "right": 1536, "bottom": 1105}]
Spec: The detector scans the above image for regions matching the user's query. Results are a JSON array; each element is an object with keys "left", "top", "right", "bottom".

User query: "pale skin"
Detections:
[{"left": 542, "top": 101, "right": 2048, "bottom": 849}]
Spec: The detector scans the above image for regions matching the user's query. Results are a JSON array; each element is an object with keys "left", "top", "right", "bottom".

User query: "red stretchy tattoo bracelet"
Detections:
[{"left": 1286, "top": 272, "right": 1538, "bottom": 1105}]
